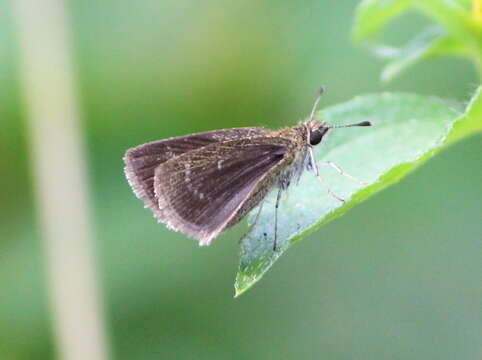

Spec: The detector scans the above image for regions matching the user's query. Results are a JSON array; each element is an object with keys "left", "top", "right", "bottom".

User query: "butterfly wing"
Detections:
[
  {"left": 153, "top": 137, "right": 293, "bottom": 245},
  {"left": 124, "top": 128, "right": 269, "bottom": 216}
]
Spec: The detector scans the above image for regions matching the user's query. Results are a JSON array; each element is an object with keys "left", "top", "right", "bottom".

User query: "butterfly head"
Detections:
[
  {"left": 306, "top": 120, "right": 330, "bottom": 146},
  {"left": 304, "top": 86, "right": 372, "bottom": 147},
  {"left": 305, "top": 119, "right": 372, "bottom": 147}
]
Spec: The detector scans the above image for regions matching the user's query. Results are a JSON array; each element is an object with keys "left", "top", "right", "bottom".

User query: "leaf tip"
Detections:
[{"left": 234, "top": 273, "right": 256, "bottom": 297}]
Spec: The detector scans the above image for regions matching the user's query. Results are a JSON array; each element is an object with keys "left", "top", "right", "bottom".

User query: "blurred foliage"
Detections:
[
  {"left": 1, "top": 0, "right": 481, "bottom": 359},
  {"left": 354, "top": 0, "right": 482, "bottom": 81}
]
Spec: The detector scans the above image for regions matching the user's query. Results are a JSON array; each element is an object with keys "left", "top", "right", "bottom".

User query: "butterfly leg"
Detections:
[
  {"left": 320, "top": 161, "right": 367, "bottom": 186},
  {"left": 309, "top": 147, "right": 345, "bottom": 203},
  {"left": 273, "top": 188, "right": 282, "bottom": 251},
  {"left": 239, "top": 201, "right": 264, "bottom": 243}
]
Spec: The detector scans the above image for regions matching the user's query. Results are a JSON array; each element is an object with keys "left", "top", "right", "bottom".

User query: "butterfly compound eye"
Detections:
[{"left": 309, "top": 127, "right": 329, "bottom": 146}]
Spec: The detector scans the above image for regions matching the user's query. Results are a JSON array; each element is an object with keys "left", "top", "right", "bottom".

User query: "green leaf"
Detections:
[
  {"left": 379, "top": 27, "right": 470, "bottom": 82},
  {"left": 353, "top": 0, "right": 411, "bottom": 41},
  {"left": 353, "top": 0, "right": 482, "bottom": 78},
  {"left": 379, "top": 26, "right": 446, "bottom": 82},
  {"left": 235, "top": 88, "right": 481, "bottom": 296},
  {"left": 413, "top": 1, "right": 482, "bottom": 54},
  {"left": 447, "top": 86, "right": 482, "bottom": 143},
  {"left": 451, "top": 0, "right": 472, "bottom": 11}
]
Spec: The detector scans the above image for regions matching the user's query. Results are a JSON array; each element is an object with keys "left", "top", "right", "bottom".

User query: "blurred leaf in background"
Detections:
[
  {"left": 1, "top": 0, "right": 481, "bottom": 359},
  {"left": 354, "top": 0, "right": 482, "bottom": 81}
]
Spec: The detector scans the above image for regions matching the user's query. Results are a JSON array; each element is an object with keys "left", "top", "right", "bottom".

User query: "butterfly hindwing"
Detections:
[{"left": 124, "top": 127, "right": 270, "bottom": 216}]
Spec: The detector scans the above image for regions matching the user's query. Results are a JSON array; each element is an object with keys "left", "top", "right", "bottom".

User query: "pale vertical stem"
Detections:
[{"left": 12, "top": 1, "right": 110, "bottom": 359}]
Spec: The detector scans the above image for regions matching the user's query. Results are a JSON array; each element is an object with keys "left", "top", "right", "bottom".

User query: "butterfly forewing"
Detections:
[
  {"left": 153, "top": 137, "right": 293, "bottom": 245},
  {"left": 124, "top": 127, "right": 270, "bottom": 217}
]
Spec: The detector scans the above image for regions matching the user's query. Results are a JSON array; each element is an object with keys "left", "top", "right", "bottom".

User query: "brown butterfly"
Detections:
[{"left": 124, "top": 88, "right": 371, "bottom": 249}]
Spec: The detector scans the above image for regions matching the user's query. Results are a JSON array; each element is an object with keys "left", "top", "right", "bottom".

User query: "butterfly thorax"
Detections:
[{"left": 272, "top": 123, "right": 310, "bottom": 190}]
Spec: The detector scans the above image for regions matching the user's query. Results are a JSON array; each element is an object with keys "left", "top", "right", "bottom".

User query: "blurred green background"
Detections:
[{"left": 1, "top": 0, "right": 481, "bottom": 359}]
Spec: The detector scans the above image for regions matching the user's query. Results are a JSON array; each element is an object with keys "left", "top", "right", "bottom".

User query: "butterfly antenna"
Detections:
[
  {"left": 308, "top": 86, "right": 325, "bottom": 122},
  {"left": 328, "top": 121, "right": 372, "bottom": 128}
]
